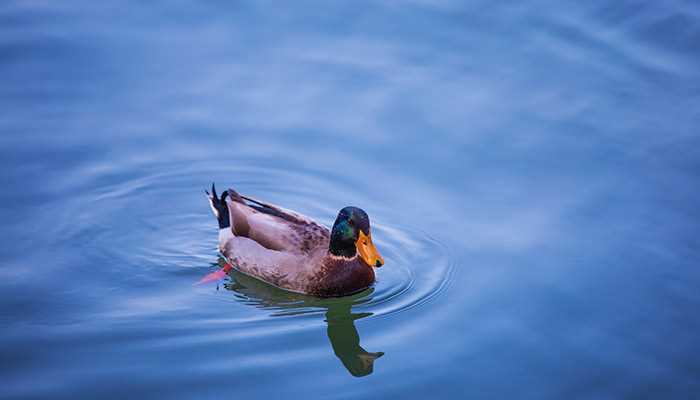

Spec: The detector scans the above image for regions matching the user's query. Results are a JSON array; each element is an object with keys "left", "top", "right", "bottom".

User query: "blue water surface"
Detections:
[{"left": 2, "top": 1, "right": 700, "bottom": 398}]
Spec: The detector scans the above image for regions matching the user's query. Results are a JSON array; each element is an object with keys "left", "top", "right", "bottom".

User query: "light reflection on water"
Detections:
[
  {"left": 1, "top": 1, "right": 700, "bottom": 398},
  {"left": 220, "top": 263, "right": 384, "bottom": 377}
]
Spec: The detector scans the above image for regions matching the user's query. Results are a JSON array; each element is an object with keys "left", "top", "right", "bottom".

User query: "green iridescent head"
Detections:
[{"left": 329, "top": 207, "right": 384, "bottom": 268}]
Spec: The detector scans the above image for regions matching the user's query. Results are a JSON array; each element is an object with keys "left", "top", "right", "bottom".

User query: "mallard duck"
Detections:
[{"left": 205, "top": 184, "right": 384, "bottom": 297}]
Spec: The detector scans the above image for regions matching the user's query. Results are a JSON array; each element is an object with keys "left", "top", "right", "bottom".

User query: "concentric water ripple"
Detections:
[{"left": 53, "top": 160, "right": 454, "bottom": 326}]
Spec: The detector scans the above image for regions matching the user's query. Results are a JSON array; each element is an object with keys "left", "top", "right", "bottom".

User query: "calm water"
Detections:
[{"left": 2, "top": 1, "right": 700, "bottom": 398}]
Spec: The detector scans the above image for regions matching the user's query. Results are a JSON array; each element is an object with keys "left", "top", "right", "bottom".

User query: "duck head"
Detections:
[{"left": 329, "top": 207, "right": 384, "bottom": 268}]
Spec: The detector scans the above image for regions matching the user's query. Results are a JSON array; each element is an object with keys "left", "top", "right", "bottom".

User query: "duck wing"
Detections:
[
  {"left": 240, "top": 194, "right": 315, "bottom": 225},
  {"left": 226, "top": 188, "right": 330, "bottom": 255}
]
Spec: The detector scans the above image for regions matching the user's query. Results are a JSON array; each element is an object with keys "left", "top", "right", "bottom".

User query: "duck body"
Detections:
[{"left": 207, "top": 185, "right": 382, "bottom": 297}]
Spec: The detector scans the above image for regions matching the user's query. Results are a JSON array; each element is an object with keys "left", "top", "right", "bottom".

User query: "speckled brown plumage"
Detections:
[{"left": 305, "top": 255, "right": 376, "bottom": 297}]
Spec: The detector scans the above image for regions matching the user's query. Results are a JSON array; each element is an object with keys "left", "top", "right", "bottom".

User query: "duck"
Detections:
[{"left": 205, "top": 183, "right": 384, "bottom": 297}]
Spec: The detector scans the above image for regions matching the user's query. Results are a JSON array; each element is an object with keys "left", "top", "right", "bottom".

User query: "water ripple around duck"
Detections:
[{"left": 53, "top": 161, "right": 454, "bottom": 330}]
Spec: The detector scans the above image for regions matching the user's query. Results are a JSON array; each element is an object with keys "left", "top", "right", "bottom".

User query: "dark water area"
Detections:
[{"left": 2, "top": 1, "right": 700, "bottom": 398}]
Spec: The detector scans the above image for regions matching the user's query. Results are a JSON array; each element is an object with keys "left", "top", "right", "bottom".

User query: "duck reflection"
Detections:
[{"left": 215, "top": 260, "right": 384, "bottom": 377}]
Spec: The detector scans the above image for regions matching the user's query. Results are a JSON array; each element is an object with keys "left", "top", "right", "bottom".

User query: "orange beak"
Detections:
[{"left": 356, "top": 230, "right": 384, "bottom": 268}]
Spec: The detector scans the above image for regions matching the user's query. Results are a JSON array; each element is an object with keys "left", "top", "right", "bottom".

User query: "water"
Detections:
[{"left": 2, "top": 1, "right": 699, "bottom": 398}]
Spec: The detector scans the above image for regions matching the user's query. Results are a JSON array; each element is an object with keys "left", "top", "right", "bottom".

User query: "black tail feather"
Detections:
[{"left": 208, "top": 182, "right": 230, "bottom": 229}]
